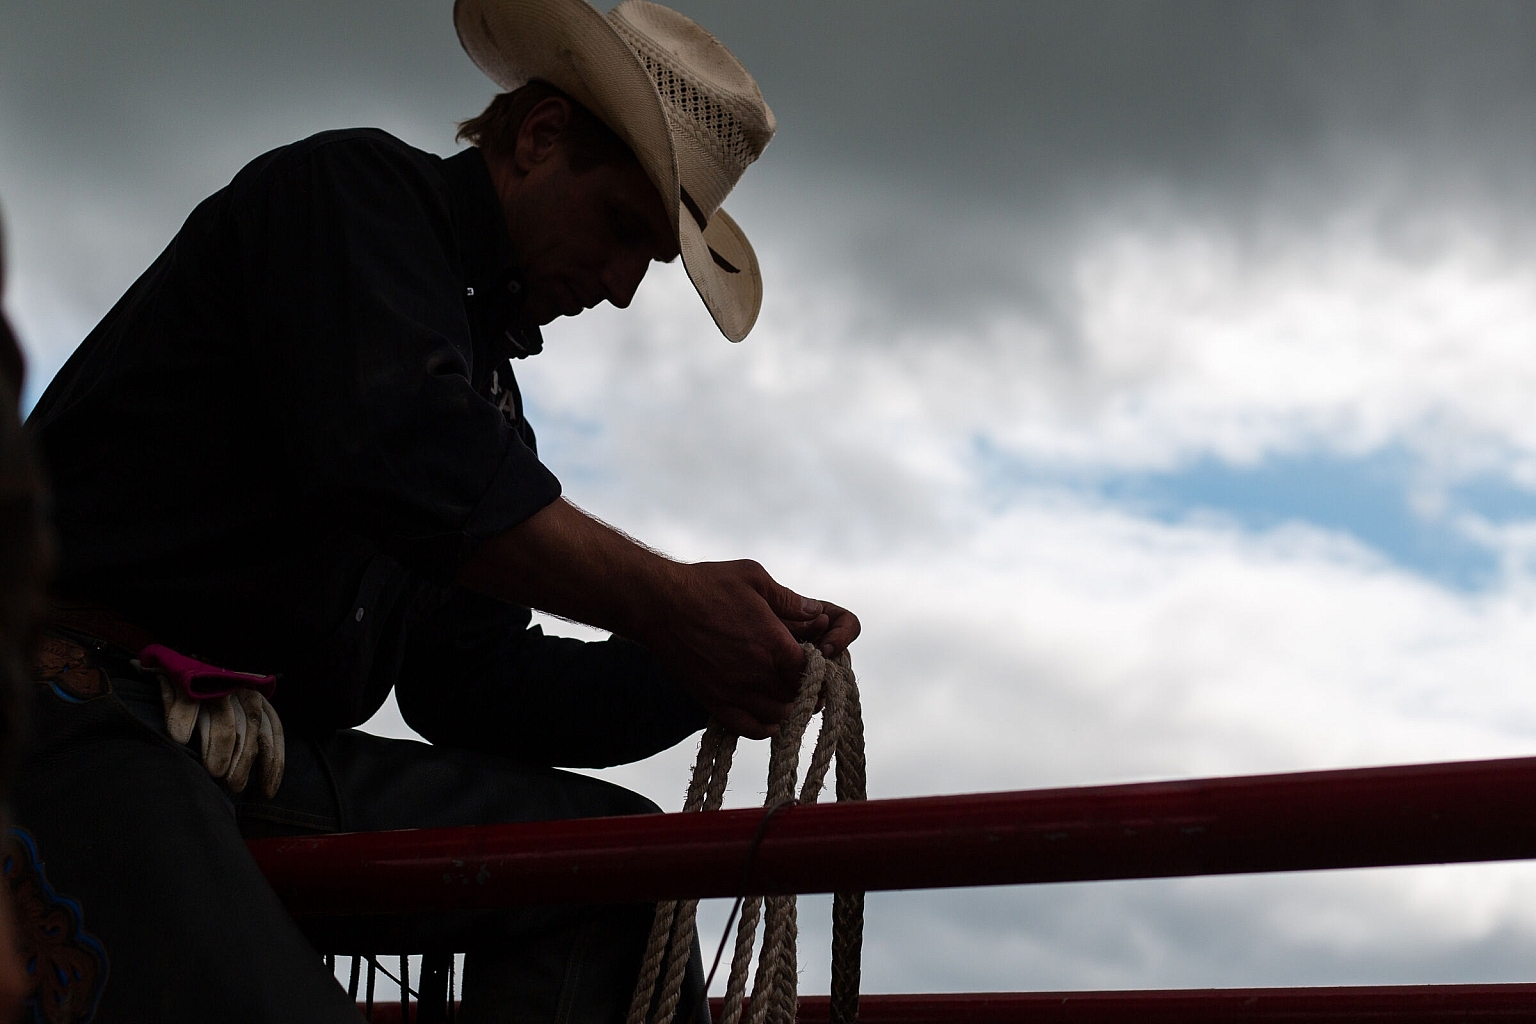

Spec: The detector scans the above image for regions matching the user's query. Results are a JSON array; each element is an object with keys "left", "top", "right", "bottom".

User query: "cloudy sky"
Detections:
[{"left": 8, "top": 0, "right": 1536, "bottom": 999}]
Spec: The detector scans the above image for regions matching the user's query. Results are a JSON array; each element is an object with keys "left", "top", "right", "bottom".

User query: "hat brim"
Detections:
[
  {"left": 455, "top": 0, "right": 764, "bottom": 341},
  {"left": 679, "top": 205, "right": 762, "bottom": 342}
]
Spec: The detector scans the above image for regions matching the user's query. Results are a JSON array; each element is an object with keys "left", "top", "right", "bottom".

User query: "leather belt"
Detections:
[{"left": 47, "top": 600, "right": 158, "bottom": 658}]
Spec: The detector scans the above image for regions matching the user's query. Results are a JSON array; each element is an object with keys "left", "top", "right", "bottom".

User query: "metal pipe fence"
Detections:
[
  {"left": 253, "top": 755, "right": 1536, "bottom": 915},
  {"left": 252, "top": 756, "right": 1536, "bottom": 1021},
  {"left": 358, "top": 987, "right": 1536, "bottom": 1023}
]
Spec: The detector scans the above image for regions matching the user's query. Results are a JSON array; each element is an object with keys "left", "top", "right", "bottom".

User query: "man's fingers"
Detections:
[
  {"left": 779, "top": 600, "right": 861, "bottom": 657},
  {"left": 746, "top": 563, "right": 823, "bottom": 623},
  {"left": 769, "top": 627, "right": 809, "bottom": 696},
  {"left": 707, "top": 620, "right": 802, "bottom": 704},
  {"left": 814, "top": 605, "right": 862, "bottom": 658},
  {"left": 782, "top": 613, "right": 830, "bottom": 641}
]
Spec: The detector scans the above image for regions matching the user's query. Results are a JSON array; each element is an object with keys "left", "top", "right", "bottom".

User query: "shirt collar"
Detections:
[{"left": 441, "top": 146, "right": 544, "bottom": 359}]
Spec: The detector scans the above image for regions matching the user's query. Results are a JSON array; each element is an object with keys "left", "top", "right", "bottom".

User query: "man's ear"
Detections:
[{"left": 513, "top": 97, "right": 572, "bottom": 174}]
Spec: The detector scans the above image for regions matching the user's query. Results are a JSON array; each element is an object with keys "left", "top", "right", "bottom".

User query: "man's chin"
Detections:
[
  {"left": 521, "top": 298, "right": 573, "bottom": 327},
  {"left": 517, "top": 306, "right": 555, "bottom": 328}
]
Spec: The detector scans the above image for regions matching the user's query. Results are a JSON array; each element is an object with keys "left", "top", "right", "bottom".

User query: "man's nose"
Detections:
[{"left": 601, "top": 253, "right": 651, "bottom": 310}]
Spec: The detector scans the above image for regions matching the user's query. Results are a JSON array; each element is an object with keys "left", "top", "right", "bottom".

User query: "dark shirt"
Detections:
[{"left": 28, "top": 129, "right": 705, "bottom": 763}]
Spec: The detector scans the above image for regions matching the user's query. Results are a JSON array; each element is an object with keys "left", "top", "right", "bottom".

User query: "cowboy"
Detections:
[{"left": 17, "top": 0, "right": 858, "bottom": 1021}]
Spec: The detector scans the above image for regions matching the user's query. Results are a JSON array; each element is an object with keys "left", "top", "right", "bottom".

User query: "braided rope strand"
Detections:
[
  {"left": 746, "top": 658, "right": 824, "bottom": 1024},
  {"left": 654, "top": 728, "right": 739, "bottom": 1022},
  {"left": 718, "top": 894, "right": 761, "bottom": 1024},
  {"left": 829, "top": 655, "right": 865, "bottom": 1024},
  {"left": 628, "top": 645, "right": 864, "bottom": 1024},
  {"left": 628, "top": 727, "right": 738, "bottom": 1024}
]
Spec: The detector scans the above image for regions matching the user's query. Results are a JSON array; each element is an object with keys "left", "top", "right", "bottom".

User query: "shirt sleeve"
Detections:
[
  {"left": 230, "top": 132, "right": 560, "bottom": 586},
  {"left": 394, "top": 588, "right": 710, "bottom": 767}
]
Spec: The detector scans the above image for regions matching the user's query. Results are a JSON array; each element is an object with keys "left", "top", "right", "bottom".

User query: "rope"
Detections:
[
  {"left": 627, "top": 644, "right": 866, "bottom": 1024},
  {"left": 699, "top": 796, "right": 795, "bottom": 1004}
]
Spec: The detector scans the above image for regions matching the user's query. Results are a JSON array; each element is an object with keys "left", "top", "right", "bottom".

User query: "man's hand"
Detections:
[
  {"left": 780, "top": 598, "right": 861, "bottom": 661},
  {"left": 456, "top": 499, "right": 859, "bottom": 738},
  {"left": 638, "top": 558, "right": 815, "bottom": 737}
]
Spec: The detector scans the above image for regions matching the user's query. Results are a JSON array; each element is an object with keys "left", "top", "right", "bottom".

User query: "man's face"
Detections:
[{"left": 502, "top": 136, "right": 679, "bottom": 328}]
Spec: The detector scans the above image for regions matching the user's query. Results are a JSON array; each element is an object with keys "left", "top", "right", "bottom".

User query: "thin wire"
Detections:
[
  {"left": 702, "top": 899, "right": 745, "bottom": 998},
  {"left": 362, "top": 954, "right": 425, "bottom": 1004},
  {"left": 683, "top": 797, "right": 796, "bottom": 1024}
]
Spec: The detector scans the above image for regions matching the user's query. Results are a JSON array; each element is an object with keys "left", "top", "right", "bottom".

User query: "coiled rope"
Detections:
[{"left": 627, "top": 644, "right": 866, "bottom": 1024}]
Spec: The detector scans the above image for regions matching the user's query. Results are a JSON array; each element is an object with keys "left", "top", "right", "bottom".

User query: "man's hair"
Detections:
[{"left": 457, "top": 80, "right": 638, "bottom": 173}]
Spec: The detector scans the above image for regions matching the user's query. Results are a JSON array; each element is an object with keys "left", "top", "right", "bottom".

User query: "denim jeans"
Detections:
[{"left": 14, "top": 643, "right": 708, "bottom": 1024}]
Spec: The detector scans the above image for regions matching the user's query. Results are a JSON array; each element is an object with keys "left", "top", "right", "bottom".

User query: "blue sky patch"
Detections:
[{"left": 975, "top": 439, "right": 1536, "bottom": 591}]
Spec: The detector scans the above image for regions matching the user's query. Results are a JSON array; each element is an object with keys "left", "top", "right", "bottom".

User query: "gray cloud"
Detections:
[
  {"left": 12, "top": 2, "right": 1536, "bottom": 174},
  {"left": 699, "top": 1, "right": 1536, "bottom": 335},
  {"left": 6, "top": 1, "right": 1535, "bottom": 277},
  {"left": 649, "top": 1, "right": 1536, "bottom": 226}
]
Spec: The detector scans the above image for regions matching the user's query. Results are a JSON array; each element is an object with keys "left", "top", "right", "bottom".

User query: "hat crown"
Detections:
[{"left": 606, "top": 0, "right": 775, "bottom": 222}]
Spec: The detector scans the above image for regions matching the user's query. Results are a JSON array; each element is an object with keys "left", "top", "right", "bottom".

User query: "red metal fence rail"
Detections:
[
  {"left": 742, "top": 989, "right": 1536, "bottom": 1022},
  {"left": 252, "top": 755, "right": 1536, "bottom": 918},
  {"left": 260, "top": 757, "right": 1536, "bottom": 1020},
  {"left": 359, "top": 986, "right": 1536, "bottom": 1023}
]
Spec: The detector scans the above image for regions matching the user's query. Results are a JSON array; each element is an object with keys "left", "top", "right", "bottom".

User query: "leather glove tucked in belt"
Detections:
[
  {"left": 159, "top": 682, "right": 286, "bottom": 798},
  {"left": 134, "top": 643, "right": 286, "bottom": 799}
]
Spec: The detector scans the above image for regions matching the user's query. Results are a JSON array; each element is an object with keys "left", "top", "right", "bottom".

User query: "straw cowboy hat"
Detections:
[{"left": 454, "top": 0, "right": 777, "bottom": 342}]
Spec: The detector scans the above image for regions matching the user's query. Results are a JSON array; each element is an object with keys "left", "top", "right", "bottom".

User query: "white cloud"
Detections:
[
  {"left": 515, "top": 191, "right": 1536, "bottom": 561},
  {"left": 360, "top": 487, "right": 1536, "bottom": 992},
  {"left": 354, "top": 201, "right": 1536, "bottom": 993},
  {"left": 1055, "top": 213, "right": 1536, "bottom": 473}
]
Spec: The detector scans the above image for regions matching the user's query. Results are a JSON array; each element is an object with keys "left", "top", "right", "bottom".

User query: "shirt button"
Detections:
[{"left": 354, "top": 607, "right": 365, "bottom": 622}]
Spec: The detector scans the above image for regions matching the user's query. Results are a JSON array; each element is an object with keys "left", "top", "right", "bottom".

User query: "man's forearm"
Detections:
[
  {"left": 456, "top": 498, "right": 671, "bottom": 640},
  {"left": 454, "top": 497, "right": 860, "bottom": 738}
]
